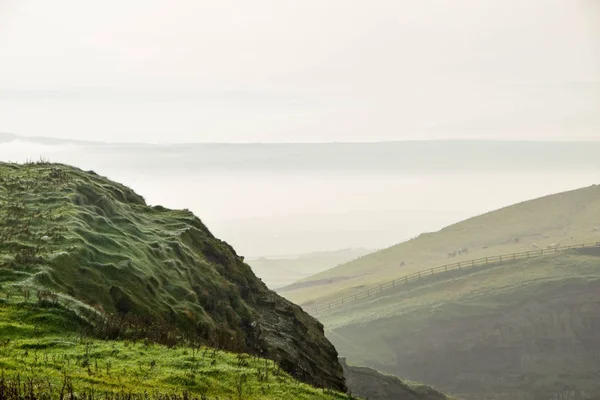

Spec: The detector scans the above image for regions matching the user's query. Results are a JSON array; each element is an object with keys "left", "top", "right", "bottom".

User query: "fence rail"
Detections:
[{"left": 306, "top": 241, "right": 600, "bottom": 315}]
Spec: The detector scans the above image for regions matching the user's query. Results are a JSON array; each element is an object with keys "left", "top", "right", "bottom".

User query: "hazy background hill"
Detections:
[
  {"left": 282, "top": 184, "right": 600, "bottom": 306},
  {"left": 247, "top": 248, "right": 375, "bottom": 289},
  {"left": 279, "top": 184, "right": 600, "bottom": 399}
]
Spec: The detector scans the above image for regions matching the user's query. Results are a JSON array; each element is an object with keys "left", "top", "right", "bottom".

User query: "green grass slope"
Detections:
[
  {"left": 0, "top": 162, "right": 345, "bottom": 392},
  {"left": 283, "top": 184, "right": 600, "bottom": 307},
  {"left": 0, "top": 293, "right": 353, "bottom": 400},
  {"left": 321, "top": 251, "right": 600, "bottom": 399}
]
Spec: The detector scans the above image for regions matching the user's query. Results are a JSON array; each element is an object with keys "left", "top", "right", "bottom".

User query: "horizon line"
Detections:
[{"left": 3, "top": 133, "right": 600, "bottom": 146}]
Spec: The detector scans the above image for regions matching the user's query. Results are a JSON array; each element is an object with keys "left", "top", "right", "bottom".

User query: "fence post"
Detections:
[
  {"left": 445, "top": 265, "right": 448, "bottom": 272},
  {"left": 485, "top": 257, "right": 488, "bottom": 264},
  {"left": 458, "top": 262, "right": 461, "bottom": 270},
  {"left": 513, "top": 253, "right": 516, "bottom": 260},
  {"left": 418, "top": 271, "right": 421, "bottom": 279},
  {"left": 341, "top": 298, "right": 344, "bottom": 304},
  {"left": 471, "top": 260, "right": 474, "bottom": 267},
  {"left": 431, "top": 268, "right": 434, "bottom": 276},
  {"left": 354, "top": 295, "right": 357, "bottom": 301},
  {"left": 499, "top": 255, "right": 502, "bottom": 261},
  {"left": 405, "top": 276, "right": 408, "bottom": 283},
  {"left": 527, "top": 251, "right": 529, "bottom": 258}
]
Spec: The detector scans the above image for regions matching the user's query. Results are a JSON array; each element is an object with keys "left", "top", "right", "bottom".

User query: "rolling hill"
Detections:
[
  {"left": 0, "top": 161, "right": 346, "bottom": 393},
  {"left": 319, "top": 250, "right": 600, "bottom": 399},
  {"left": 276, "top": 183, "right": 600, "bottom": 398},
  {"left": 282, "top": 184, "right": 600, "bottom": 308}
]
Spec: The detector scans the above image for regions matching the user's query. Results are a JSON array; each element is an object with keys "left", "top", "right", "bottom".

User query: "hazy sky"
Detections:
[{"left": 1, "top": 0, "right": 599, "bottom": 143}]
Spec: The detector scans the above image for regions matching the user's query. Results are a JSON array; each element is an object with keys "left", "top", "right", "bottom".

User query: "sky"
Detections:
[{"left": 0, "top": 0, "right": 599, "bottom": 143}]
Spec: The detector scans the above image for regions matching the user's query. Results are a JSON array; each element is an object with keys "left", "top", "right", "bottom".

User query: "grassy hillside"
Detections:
[
  {"left": 320, "top": 251, "right": 600, "bottom": 399},
  {"left": 283, "top": 184, "right": 600, "bottom": 307},
  {"left": 247, "top": 248, "right": 375, "bottom": 289},
  {"left": 0, "top": 162, "right": 345, "bottom": 391},
  {"left": 0, "top": 292, "right": 353, "bottom": 400}
]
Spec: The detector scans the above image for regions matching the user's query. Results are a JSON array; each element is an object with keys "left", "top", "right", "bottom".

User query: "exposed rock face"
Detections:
[
  {"left": 0, "top": 163, "right": 346, "bottom": 392},
  {"left": 340, "top": 358, "right": 451, "bottom": 400}
]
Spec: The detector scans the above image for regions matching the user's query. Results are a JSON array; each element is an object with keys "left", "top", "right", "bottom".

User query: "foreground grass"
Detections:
[{"left": 0, "top": 299, "right": 353, "bottom": 400}]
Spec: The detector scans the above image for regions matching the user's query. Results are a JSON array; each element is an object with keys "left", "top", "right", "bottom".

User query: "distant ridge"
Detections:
[
  {"left": 0, "top": 133, "right": 109, "bottom": 146},
  {"left": 4, "top": 132, "right": 600, "bottom": 146},
  {"left": 4, "top": 135, "right": 600, "bottom": 173},
  {"left": 0, "top": 133, "right": 17, "bottom": 143}
]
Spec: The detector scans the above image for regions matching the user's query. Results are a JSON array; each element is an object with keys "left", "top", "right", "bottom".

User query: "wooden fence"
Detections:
[{"left": 307, "top": 241, "right": 600, "bottom": 315}]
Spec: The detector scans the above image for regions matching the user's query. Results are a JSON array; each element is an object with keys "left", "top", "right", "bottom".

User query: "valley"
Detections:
[
  {"left": 3, "top": 1, "right": 598, "bottom": 397},
  {"left": 2, "top": 152, "right": 600, "bottom": 400}
]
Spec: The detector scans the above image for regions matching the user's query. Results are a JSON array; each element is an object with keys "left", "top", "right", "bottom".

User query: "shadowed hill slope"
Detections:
[
  {"left": 283, "top": 184, "right": 600, "bottom": 307},
  {"left": 340, "top": 358, "right": 453, "bottom": 400},
  {"left": 322, "top": 252, "right": 600, "bottom": 399},
  {"left": 0, "top": 162, "right": 345, "bottom": 392}
]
